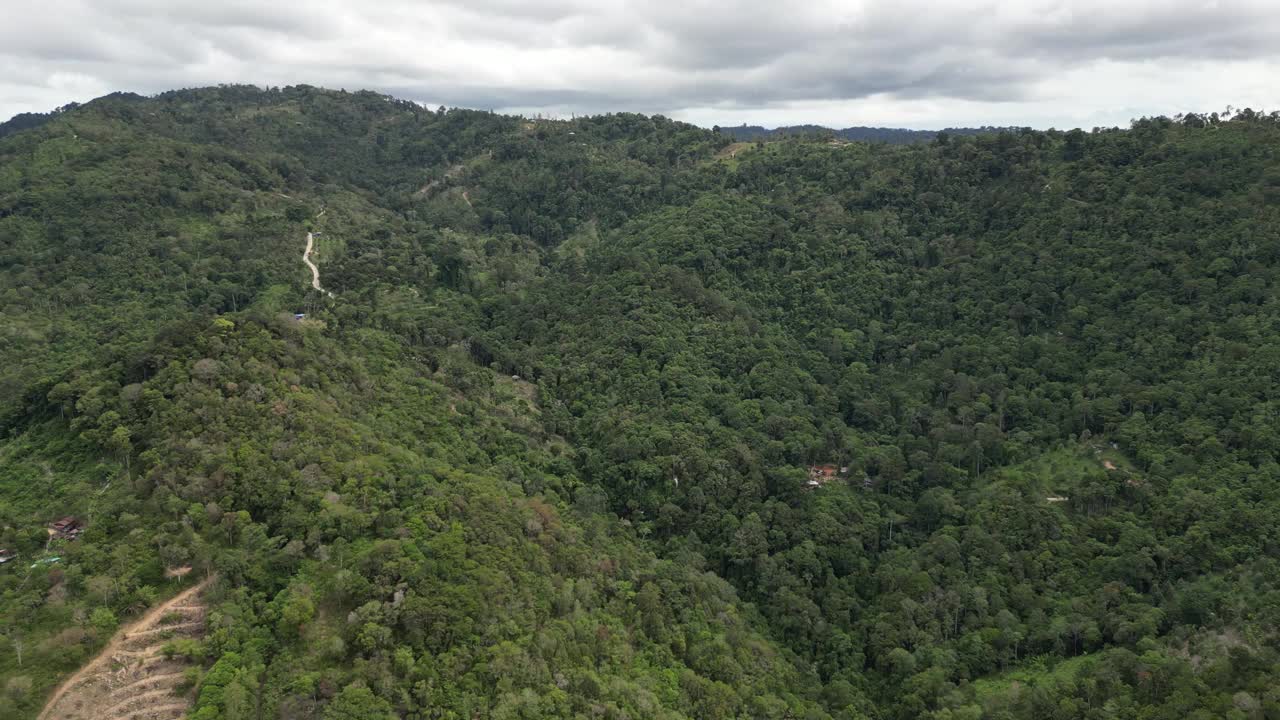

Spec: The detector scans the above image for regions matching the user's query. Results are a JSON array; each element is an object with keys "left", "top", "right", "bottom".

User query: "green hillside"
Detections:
[{"left": 2, "top": 86, "right": 1279, "bottom": 718}]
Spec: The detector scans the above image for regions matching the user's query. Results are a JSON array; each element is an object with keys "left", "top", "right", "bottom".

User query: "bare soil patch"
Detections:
[
  {"left": 39, "top": 578, "right": 212, "bottom": 720},
  {"left": 715, "top": 142, "right": 752, "bottom": 160},
  {"left": 415, "top": 163, "right": 466, "bottom": 197}
]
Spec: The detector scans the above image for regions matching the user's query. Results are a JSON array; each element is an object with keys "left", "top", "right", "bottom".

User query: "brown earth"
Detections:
[
  {"left": 39, "top": 578, "right": 213, "bottom": 720},
  {"left": 714, "top": 142, "right": 752, "bottom": 160},
  {"left": 415, "top": 163, "right": 466, "bottom": 197}
]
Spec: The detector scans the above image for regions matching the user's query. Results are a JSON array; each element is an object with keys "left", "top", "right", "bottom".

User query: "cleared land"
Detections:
[{"left": 39, "top": 579, "right": 211, "bottom": 720}]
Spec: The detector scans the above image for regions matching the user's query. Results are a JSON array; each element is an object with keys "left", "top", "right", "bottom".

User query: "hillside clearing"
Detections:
[{"left": 38, "top": 579, "right": 212, "bottom": 720}]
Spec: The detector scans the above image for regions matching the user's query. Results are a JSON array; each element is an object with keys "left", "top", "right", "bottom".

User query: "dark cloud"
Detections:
[{"left": 2, "top": 0, "right": 1279, "bottom": 127}]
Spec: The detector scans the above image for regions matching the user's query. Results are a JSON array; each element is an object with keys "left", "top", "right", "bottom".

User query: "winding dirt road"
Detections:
[
  {"left": 303, "top": 232, "right": 323, "bottom": 291},
  {"left": 302, "top": 231, "right": 334, "bottom": 298}
]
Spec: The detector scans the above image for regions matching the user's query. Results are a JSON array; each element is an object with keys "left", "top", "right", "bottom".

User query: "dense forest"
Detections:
[{"left": 1, "top": 85, "right": 1279, "bottom": 719}]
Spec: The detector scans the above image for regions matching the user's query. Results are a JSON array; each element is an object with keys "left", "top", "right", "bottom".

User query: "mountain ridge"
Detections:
[
  {"left": 0, "top": 90, "right": 1015, "bottom": 147},
  {"left": 714, "top": 122, "right": 1019, "bottom": 144}
]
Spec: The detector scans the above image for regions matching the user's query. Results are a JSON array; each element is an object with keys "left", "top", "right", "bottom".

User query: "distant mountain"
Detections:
[
  {"left": 716, "top": 122, "right": 1019, "bottom": 144},
  {"left": 0, "top": 102, "right": 81, "bottom": 139},
  {"left": 0, "top": 93, "right": 154, "bottom": 140}
]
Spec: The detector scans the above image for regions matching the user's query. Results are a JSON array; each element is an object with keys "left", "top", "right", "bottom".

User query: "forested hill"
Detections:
[
  {"left": 718, "top": 123, "right": 1013, "bottom": 143},
  {"left": 1, "top": 85, "right": 1279, "bottom": 719},
  {"left": 0, "top": 102, "right": 82, "bottom": 140}
]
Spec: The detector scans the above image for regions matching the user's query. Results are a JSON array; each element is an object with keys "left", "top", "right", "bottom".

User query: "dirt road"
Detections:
[
  {"left": 303, "top": 232, "right": 323, "bottom": 291},
  {"left": 39, "top": 578, "right": 213, "bottom": 720},
  {"left": 303, "top": 231, "right": 334, "bottom": 297}
]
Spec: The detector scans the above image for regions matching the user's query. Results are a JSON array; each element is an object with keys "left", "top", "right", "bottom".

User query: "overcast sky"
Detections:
[{"left": 3, "top": 0, "right": 1279, "bottom": 129}]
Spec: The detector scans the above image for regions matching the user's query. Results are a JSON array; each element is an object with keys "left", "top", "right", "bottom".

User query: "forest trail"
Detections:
[
  {"left": 38, "top": 578, "right": 213, "bottom": 720},
  {"left": 303, "top": 232, "right": 322, "bottom": 291},
  {"left": 303, "top": 231, "right": 333, "bottom": 297},
  {"left": 415, "top": 163, "right": 465, "bottom": 196}
]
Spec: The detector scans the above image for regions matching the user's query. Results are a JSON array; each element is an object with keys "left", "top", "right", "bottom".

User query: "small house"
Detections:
[
  {"left": 806, "top": 464, "right": 841, "bottom": 488},
  {"left": 809, "top": 464, "right": 839, "bottom": 480},
  {"left": 0, "top": 549, "right": 16, "bottom": 564},
  {"left": 48, "top": 517, "right": 84, "bottom": 540}
]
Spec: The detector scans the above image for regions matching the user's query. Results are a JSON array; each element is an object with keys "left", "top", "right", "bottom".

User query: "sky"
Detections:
[{"left": 3, "top": 0, "right": 1279, "bottom": 130}]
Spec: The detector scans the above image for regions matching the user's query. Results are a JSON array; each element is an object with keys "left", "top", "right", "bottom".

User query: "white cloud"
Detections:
[{"left": 3, "top": 0, "right": 1279, "bottom": 128}]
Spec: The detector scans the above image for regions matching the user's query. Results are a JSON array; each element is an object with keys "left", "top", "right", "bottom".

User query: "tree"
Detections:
[
  {"left": 730, "top": 513, "right": 768, "bottom": 567},
  {"left": 109, "top": 425, "right": 133, "bottom": 477},
  {"left": 90, "top": 607, "right": 118, "bottom": 637},
  {"left": 323, "top": 683, "right": 395, "bottom": 720},
  {"left": 5, "top": 676, "right": 32, "bottom": 704}
]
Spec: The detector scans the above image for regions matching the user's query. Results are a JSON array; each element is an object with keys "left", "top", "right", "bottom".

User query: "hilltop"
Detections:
[{"left": 715, "top": 123, "right": 1017, "bottom": 143}]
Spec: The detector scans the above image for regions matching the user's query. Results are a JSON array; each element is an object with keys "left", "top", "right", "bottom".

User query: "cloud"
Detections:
[{"left": 2, "top": 0, "right": 1279, "bottom": 128}]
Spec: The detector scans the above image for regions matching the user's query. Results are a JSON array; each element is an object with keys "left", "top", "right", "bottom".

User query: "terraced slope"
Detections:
[{"left": 39, "top": 580, "right": 211, "bottom": 720}]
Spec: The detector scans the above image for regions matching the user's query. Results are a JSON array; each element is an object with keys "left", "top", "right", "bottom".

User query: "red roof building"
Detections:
[
  {"left": 806, "top": 464, "right": 842, "bottom": 488},
  {"left": 48, "top": 517, "right": 84, "bottom": 540}
]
